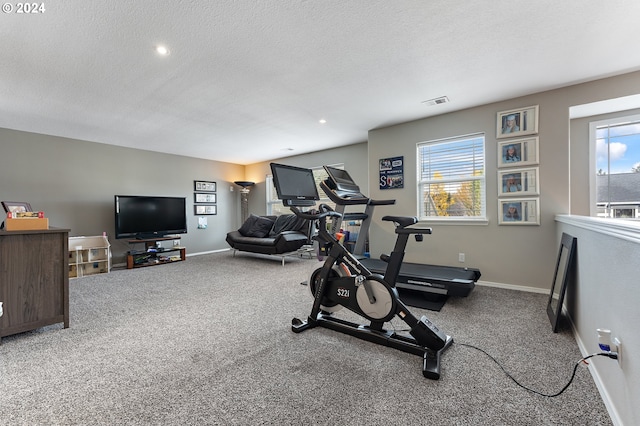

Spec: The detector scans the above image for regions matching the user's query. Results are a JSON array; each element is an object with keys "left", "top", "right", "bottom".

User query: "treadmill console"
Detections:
[{"left": 324, "top": 166, "right": 362, "bottom": 194}]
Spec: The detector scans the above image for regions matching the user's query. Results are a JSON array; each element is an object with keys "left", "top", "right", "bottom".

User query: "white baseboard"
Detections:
[
  {"left": 569, "top": 313, "right": 622, "bottom": 426},
  {"left": 186, "top": 248, "right": 230, "bottom": 257},
  {"left": 476, "top": 280, "right": 549, "bottom": 295}
]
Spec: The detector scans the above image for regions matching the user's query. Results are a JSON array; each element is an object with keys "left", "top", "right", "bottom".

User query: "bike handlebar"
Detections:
[{"left": 291, "top": 204, "right": 429, "bottom": 234}]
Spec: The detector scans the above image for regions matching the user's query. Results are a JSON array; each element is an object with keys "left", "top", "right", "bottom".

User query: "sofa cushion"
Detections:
[
  {"left": 270, "top": 214, "right": 307, "bottom": 236},
  {"left": 238, "top": 214, "right": 274, "bottom": 238}
]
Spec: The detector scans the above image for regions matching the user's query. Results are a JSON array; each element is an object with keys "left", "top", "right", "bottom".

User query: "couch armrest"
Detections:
[{"left": 274, "top": 231, "right": 309, "bottom": 252}]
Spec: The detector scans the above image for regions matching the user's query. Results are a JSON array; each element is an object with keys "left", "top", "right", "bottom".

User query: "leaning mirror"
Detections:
[{"left": 547, "top": 233, "right": 577, "bottom": 332}]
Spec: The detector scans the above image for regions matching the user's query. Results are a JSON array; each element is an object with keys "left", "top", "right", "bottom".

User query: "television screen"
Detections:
[
  {"left": 270, "top": 163, "right": 319, "bottom": 206},
  {"left": 114, "top": 195, "right": 187, "bottom": 239}
]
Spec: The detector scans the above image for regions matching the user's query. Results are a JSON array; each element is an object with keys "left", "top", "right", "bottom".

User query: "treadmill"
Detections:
[{"left": 321, "top": 166, "right": 480, "bottom": 308}]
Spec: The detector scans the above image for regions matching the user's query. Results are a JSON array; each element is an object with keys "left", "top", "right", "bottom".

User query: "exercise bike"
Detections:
[{"left": 289, "top": 204, "right": 453, "bottom": 379}]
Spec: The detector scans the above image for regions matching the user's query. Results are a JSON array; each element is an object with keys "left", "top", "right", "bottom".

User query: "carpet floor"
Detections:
[{"left": 0, "top": 251, "right": 611, "bottom": 425}]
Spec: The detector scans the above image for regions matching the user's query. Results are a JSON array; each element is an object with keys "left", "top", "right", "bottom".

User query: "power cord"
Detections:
[
  {"left": 458, "top": 342, "right": 617, "bottom": 397},
  {"left": 368, "top": 323, "right": 618, "bottom": 396}
]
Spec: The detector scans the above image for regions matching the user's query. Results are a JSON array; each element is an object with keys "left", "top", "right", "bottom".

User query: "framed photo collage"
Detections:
[{"left": 496, "top": 105, "right": 540, "bottom": 225}]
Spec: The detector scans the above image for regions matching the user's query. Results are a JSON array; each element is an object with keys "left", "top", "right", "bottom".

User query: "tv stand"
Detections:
[
  {"left": 135, "top": 234, "right": 166, "bottom": 240},
  {"left": 126, "top": 236, "right": 186, "bottom": 269}
]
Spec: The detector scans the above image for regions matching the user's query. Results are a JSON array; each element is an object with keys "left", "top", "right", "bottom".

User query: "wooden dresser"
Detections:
[{"left": 0, "top": 228, "right": 70, "bottom": 341}]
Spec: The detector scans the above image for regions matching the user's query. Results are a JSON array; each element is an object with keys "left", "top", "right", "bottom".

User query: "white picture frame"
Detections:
[
  {"left": 194, "top": 180, "right": 216, "bottom": 192},
  {"left": 194, "top": 205, "right": 217, "bottom": 215},
  {"left": 498, "top": 136, "right": 539, "bottom": 167},
  {"left": 498, "top": 167, "right": 539, "bottom": 197},
  {"left": 498, "top": 198, "right": 540, "bottom": 225},
  {"left": 496, "top": 105, "right": 539, "bottom": 139},
  {"left": 194, "top": 193, "right": 217, "bottom": 203}
]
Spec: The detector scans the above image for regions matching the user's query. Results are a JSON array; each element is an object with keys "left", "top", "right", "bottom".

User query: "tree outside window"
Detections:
[{"left": 418, "top": 134, "right": 486, "bottom": 220}]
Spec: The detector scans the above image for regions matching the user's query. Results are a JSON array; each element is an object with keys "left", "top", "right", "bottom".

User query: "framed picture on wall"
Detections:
[
  {"left": 379, "top": 156, "right": 404, "bottom": 189},
  {"left": 496, "top": 105, "right": 539, "bottom": 139},
  {"left": 498, "top": 198, "right": 540, "bottom": 225},
  {"left": 194, "top": 193, "right": 217, "bottom": 203},
  {"left": 497, "top": 137, "right": 539, "bottom": 167},
  {"left": 194, "top": 205, "right": 217, "bottom": 215},
  {"left": 498, "top": 167, "right": 539, "bottom": 196},
  {"left": 194, "top": 180, "right": 216, "bottom": 192}
]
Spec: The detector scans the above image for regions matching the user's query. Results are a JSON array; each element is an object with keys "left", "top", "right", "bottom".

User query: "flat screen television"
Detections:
[
  {"left": 270, "top": 163, "right": 319, "bottom": 207},
  {"left": 114, "top": 195, "right": 187, "bottom": 239}
]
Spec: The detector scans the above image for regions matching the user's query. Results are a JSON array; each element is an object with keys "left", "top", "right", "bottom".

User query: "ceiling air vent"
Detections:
[{"left": 422, "top": 96, "right": 450, "bottom": 106}]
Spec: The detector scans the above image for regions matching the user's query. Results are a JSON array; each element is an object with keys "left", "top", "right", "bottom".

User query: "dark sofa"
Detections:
[{"left": 226, "top": 214, "right": 311, "bottom": 263}]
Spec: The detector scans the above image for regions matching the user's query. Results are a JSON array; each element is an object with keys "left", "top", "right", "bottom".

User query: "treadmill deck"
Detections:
[{"left": 362, "top": 258, "right": 480, "bottom": 297}]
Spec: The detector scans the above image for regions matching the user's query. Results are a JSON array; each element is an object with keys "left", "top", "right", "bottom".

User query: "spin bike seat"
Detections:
[{"left": 381, "top": 215, "right": 417, "bottom": 227}]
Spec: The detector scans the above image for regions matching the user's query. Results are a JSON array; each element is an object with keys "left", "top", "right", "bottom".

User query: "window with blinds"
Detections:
[{"left": 417, "top": 134, "right": 486, "bottom": 220}]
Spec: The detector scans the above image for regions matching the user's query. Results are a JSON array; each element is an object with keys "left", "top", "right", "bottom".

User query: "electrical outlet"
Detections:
[
  {"left": 613, "top": 337, "right": 622, "bottom": 366},
  {"left": 597, "top": 328, "right": 622, "bottom": 366},
  {"left": 458, "top": 253, "right": 465, "bottom": 263},
  {"left": 0, "top": 301, "right": 3, "bottom": 317}
]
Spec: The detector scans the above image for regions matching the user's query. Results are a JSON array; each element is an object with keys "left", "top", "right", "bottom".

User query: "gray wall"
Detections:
[
  {"left": 3, "top": 69, "right": 637, "bottom": 287},
  {"left": 367, "top": 70, "right": 640, "bottom": 291},
  {"left": 557, "top": 216, "right": 640, "bottom": 426},
  {"left": 0, "top": 128, "right": 244, "bottom": 264}
]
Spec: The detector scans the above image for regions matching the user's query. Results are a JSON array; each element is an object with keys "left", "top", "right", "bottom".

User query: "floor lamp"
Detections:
[{"left": 234, "top": 181, "right": 255, "bottom": 224}]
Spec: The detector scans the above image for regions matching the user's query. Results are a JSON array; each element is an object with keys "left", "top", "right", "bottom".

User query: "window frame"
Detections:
[
  {"left": 589, "top": 113, "right": 640, "bottom": 218},
  {"left": 416, "top": 133, "right": 487, "bottom": 224}
]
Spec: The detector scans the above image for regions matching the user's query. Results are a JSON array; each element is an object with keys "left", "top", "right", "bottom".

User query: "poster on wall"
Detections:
[{"left": 379, "top": 156, "right": 404, "bottom": 190}]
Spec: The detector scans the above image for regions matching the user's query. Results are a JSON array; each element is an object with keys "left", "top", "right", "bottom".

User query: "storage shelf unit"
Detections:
[
  {"left": 69, "top": 236, "right": 111, "bottom": 278},
  {"left": 126, "top": 236, "right": 186, "bottom": 269}
]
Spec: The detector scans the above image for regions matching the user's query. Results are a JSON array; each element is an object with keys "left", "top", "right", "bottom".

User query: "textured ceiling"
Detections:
[{"left": 2, "top": 0, "right": 640, "bottom": 165}]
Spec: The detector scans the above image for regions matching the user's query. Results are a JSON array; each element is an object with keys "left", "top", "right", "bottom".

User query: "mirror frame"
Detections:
[{"left": 547, "top": 233, "right": 577, "bottom": 332}]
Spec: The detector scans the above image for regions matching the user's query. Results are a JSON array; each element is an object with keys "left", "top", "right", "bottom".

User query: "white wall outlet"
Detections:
[
  {"left": 613, "top": 337, "right": 622, "bottom": 366},
  {"left": 458, "top": 253, "right": 465, "bottom": 263}
]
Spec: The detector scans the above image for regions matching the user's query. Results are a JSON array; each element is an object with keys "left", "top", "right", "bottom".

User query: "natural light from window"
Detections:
[
  {"left": 593, "top": 114, "right": 640, "bottom": 219},
  {"left": 417, "top": 134, "right": 486, "bottom": 221}
]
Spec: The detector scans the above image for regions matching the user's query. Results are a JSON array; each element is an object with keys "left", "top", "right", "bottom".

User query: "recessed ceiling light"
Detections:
[
  {"left": 319, "top": 119, "right": 327, "bottom": 124},
  {"left": 155, "top": 45, "right": 170, "bottom": 56}
]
